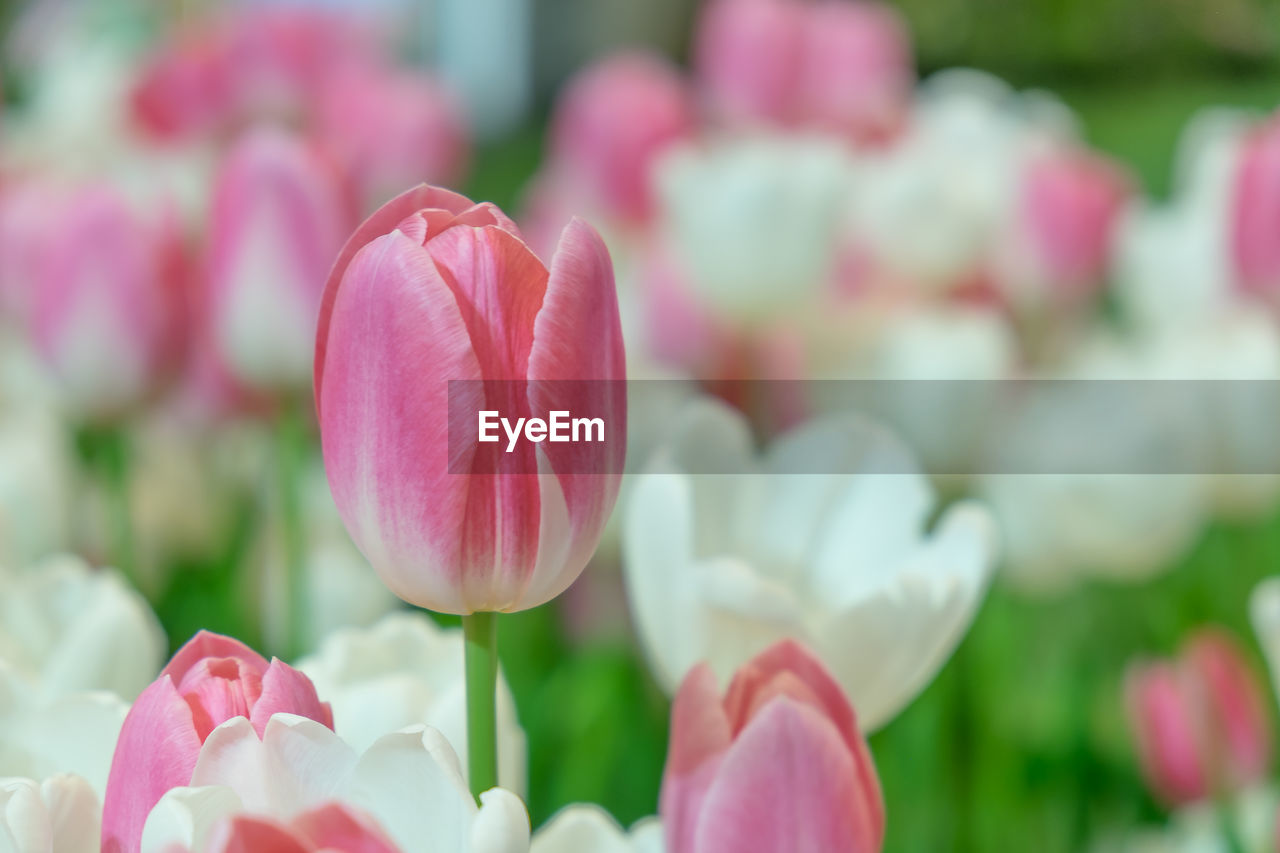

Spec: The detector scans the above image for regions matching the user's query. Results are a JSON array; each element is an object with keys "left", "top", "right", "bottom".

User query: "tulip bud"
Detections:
[
  {"left": 548, "top": 52, "right": 695, "bottom": 224},
  {"left": 661, "top": 640, "right": 884, "bottom": 853},
  {"left": 31, "top": 184, "right": 186, "bottom": 420},
  {"left": 696, "top": 0, "right": 912, "bottom": 142},
  {"left": 207, "top": 126, "right": 352, "bottom": 393},
  {"left": 315, "top": 185, "right": 626, "bottom": 614},
  {"left": 1125, "top": 629, "right": 1272, "bottom": 807},
  {"left": 1231, "top": 115, "right": 1280, "bottom": 299},
  {"left": 316, "top": 65, "right": 469, "bottom": 212},
  {"left": 101, "top": 631, "right": 333, "bottom": 853},
  {"left": 204, "top": 804, "right": 399, "bottom": 853},
  {"left": 1020, "top": 147, "right": 1129, "bottom": 297}
]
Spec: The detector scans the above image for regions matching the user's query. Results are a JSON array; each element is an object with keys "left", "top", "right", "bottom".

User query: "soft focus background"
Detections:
[{"left": 5, "top": 1, "right": 1280, "bottom": 851}]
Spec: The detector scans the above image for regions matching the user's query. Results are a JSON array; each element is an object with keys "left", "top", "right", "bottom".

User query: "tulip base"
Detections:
[{"left": 463, "top": 611, "right": 499, "bottom": 800}]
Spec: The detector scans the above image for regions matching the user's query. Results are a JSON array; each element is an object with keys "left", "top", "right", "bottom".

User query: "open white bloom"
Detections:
[
  {"left": 622, "top": 397, "right": 997, "bottom": 731},
  {"left": 0, "top": 555, "right": 164, "bottom": 701},
  {"left": 297, "top": 612, "right": 526, "bottom": 794},
  {"left": 140, "top": 715, "right": 530, "bottom": 853},
  {"left": 0, "top": 663, "right": 127, "bottom": 796},
  {"left": 0, "top": 773, "right": 101, "bottom": 853},
  {"left": 532, "top": 805, "right": 663, "bottom": 853},
  {"left": 654, "top": 133, "right": 852, "bottom": 321}
]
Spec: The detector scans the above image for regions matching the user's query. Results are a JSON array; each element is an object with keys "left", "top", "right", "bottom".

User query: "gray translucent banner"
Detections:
[{"left": 446, "top": 380, "right": 1280, "bottom": 475}]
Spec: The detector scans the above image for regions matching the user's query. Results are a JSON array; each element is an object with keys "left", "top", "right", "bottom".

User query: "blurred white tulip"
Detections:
[
  {"left": 532, "top": 805, "right": 663, "bottom": 853},
  {"left": 0, "top": 663, "right": 127, "bottom": 797},
  {"left": 0, "top": 774, "right": 101, "bottom": 853},
  {"left": 296, "top": 612, "right": 526, "bottom": 795},
  {"left": 139, "top": 715, "right": 531, "bottom": 853},
  {"left": 0, "top": 411, "right": 76, "bottom": 570},
  {"left": 654, "top": 134, "right": 852, "bottom": 322},
  {"left": 622, "top": 397, "right": 997, "bottom": 731},
  {"left": 1250, "top": 578, "right": 1280, "bottom": 707},
  {"left": 0, "top": 555, "right": 164, "bottom": 701}
]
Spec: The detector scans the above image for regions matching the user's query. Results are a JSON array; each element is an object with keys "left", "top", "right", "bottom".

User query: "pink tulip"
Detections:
[
  {"left": 207, "top": 804, "right": 398, "bottom": 853},
  {"left": 695, "top": 0, "right": 912, "bottom": 142},
  {"left": 102, "top": 631, "right": 333, "bottom": 853},
  {"left": 548, "top": 52, "right": 696, "bottom": 223},
  {"left": 130, "top": 31, "right": 237, "bottom": 143},
  {"left": 794, "top": 1, "right": 913, "bottom": 142},
  {"left": 1021, "top": 147, "right": 1129, "bottom": 296},
  {"left": 316, "top": 64, "right": 469, "bottom": 212},
  {"left": 661, "top": 640, "right": 885, "bottom": 853},
  {"left": 207, "top": 126, "right": 353, "bottom": 393},
  {"left": 1231, "top": 115, "right": 1280, "bottom": 298},
  {"left": 1125, "top": 628, "right": 1272, "bottom": 807},
  {"left": 315, "top": 185, "right": 626, "bottom": 614},
  {"left": 31, "top": 183, "right": 186, "bottom": 419}
]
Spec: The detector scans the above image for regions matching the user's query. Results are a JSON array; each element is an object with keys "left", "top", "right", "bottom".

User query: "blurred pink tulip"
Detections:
[
  {"left": 207, "top": 126, "right": 353, "bottom": 393},
  {"left": 1125, "top": 628, "right": 1272, "bottom": 807},
  {"left": 1021, "top": 147, "right": 1129, "bottom": 295},
  {"left": 316, "top": 65, "right": 469, "bottom": 211},
  {"left": 130, "top": 32, "right": 237, "bottom": 142},
  {"left": 549, "top": 52, "right": 695, "bottom": 223},
  {"left": 102, "top": 631, "right": 333, "bottom": 853},
  {"left": 208, "top": 804, "right": 399, "bottom": 853},
  {"left": 696, "top": 0, "right": 912, "bottom": 142},
  {"left": 1231, "top": 116, "right": 1280, "bottom": 298},
  {"left": 661, "top": 640, "right": 885, "bottom": 853},
  {"left": 31, "top": 184, "right": 186, "bottom": 419},
  {"left": 315, "top": 185, "right": 626, "bottom": 614}
]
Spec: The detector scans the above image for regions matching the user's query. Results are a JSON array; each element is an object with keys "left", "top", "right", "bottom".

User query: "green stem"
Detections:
[
  {"left": 274, "top": 406, "right": 307, "bottom": 660},
  {"left": 101, "top": 427, "right": 137, "bottom": 589},
  {"left": 463, "top": 611, "right": 499, "bottom": 800}
]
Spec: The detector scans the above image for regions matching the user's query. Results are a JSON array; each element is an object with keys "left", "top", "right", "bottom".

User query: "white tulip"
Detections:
[
  {"left": 297, "top": 612, "right": 526, "bottom": 794},
  {"left": 622, "top": 397, "right": 997, "bottom": 731},
  {"left": 0, "top": 663, "right": 127, "bottom": 796},
  {"left": 0, "top": 410, "right": 75, "bottom": 570},
  {"left": 532, "top": 805, "right": 663, "bottom": 853},
  {"left": 654, "top": 134, "right": 852, "bottom": 322},
  {"left": 0, "top": 774, "right": 101, "bottom": 853},
  {"left": 139, "top": 715, "right": 531, "bottom": 853},
  {"left": 0, "top": 555, "right": 164, "bottom": 701}
]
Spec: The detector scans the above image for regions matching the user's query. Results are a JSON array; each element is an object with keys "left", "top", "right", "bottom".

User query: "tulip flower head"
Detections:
[
  {"left": 102, "top": 631, "right": 333, "bottom": 853},
  {"left": 661, "top": 639, "right": 885, "bottom": 853},
  {"left": 1231, "top": 114, "right": 1280, "bottom": 300},
  {"left": 207, "top": 126, "right": 351, "bottom": 394},
  {"left": 30, "top": 184, "right": 186, "bottom": 420},
  {"left": 315, "top": 185, "right": 626, "bottom": 614},
  {"left": 1125, "top": 628, "right": 1273, "bottom": 807}
]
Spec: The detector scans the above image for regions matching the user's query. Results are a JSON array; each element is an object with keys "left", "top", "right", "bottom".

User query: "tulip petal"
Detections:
[
  {"left": 661, "top": 664, "right": 732, "bottom": 853},
  {"left": 691, "top": 698, "right": 877, "bottom": 853},
  {"left": 519, "top": 219, "right": 626, "bottom": 606},
  {"left": 101, "top": 677, "right": 202, "bottom": 853},
  {"left": 315, "top": 184, "right": 477, "bottom": 403},
  {"left": 140, "top": 786, "right": 243, "bottom": 853},
  {"left": 471, "top": 788, "right": 532, "bottom": 853},
  {"left": 291, "top": 803, "right": 400, "bottom": 853},
  {"left": 163, "top": 631, "right": 269, "bottom": 683},
  {"left": 317, "top": 230, "right": 485, "bottom": 613},
  {"left": 210, "top": 815, "right": 312, "bottom": 853},
  {"left": 251, "top": 660, "right": 335, "bottom": 736}
]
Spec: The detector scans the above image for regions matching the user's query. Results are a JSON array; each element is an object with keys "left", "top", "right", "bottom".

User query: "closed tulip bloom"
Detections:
[
  {"left": 661, "top": 640, "right": 884, "bottom": 853},
  {"left": 696, "top": 0, "right": 912, "bottom": 141},
  {"left": 101, "top": 631, "right": 333, "bottom": 853},
  {"left": 315, "top": 186, "right": 626, "bottom": 614},
  {"left": 548, "top": 53, "right": 695, "bottom": 224},
  {"left": 1230, "top": 115, "right": 1280, "bottom": 299},
  {"left": 31, "top": 185, "right": 185, "bottom": 419},
  {"left": 1126, "top": 629, "right": 1272, "bottom": 807},
  {"left": 1020, "top": 146, "right": 1129, "bottom": 297},
  {"left": 207, "top": 127, "right": 351, "bottom": 392}
]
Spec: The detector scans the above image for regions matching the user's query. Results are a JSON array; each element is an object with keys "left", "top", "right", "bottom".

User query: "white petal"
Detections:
[
  {"left": 532, "top": 804, "right": 631, "bottom": 853},
  {"left": 471, "top": 788, "right": 531, "bottom": 853},
  {"left": 140, "top": 786, "right": 242, "bottom": 853}
]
